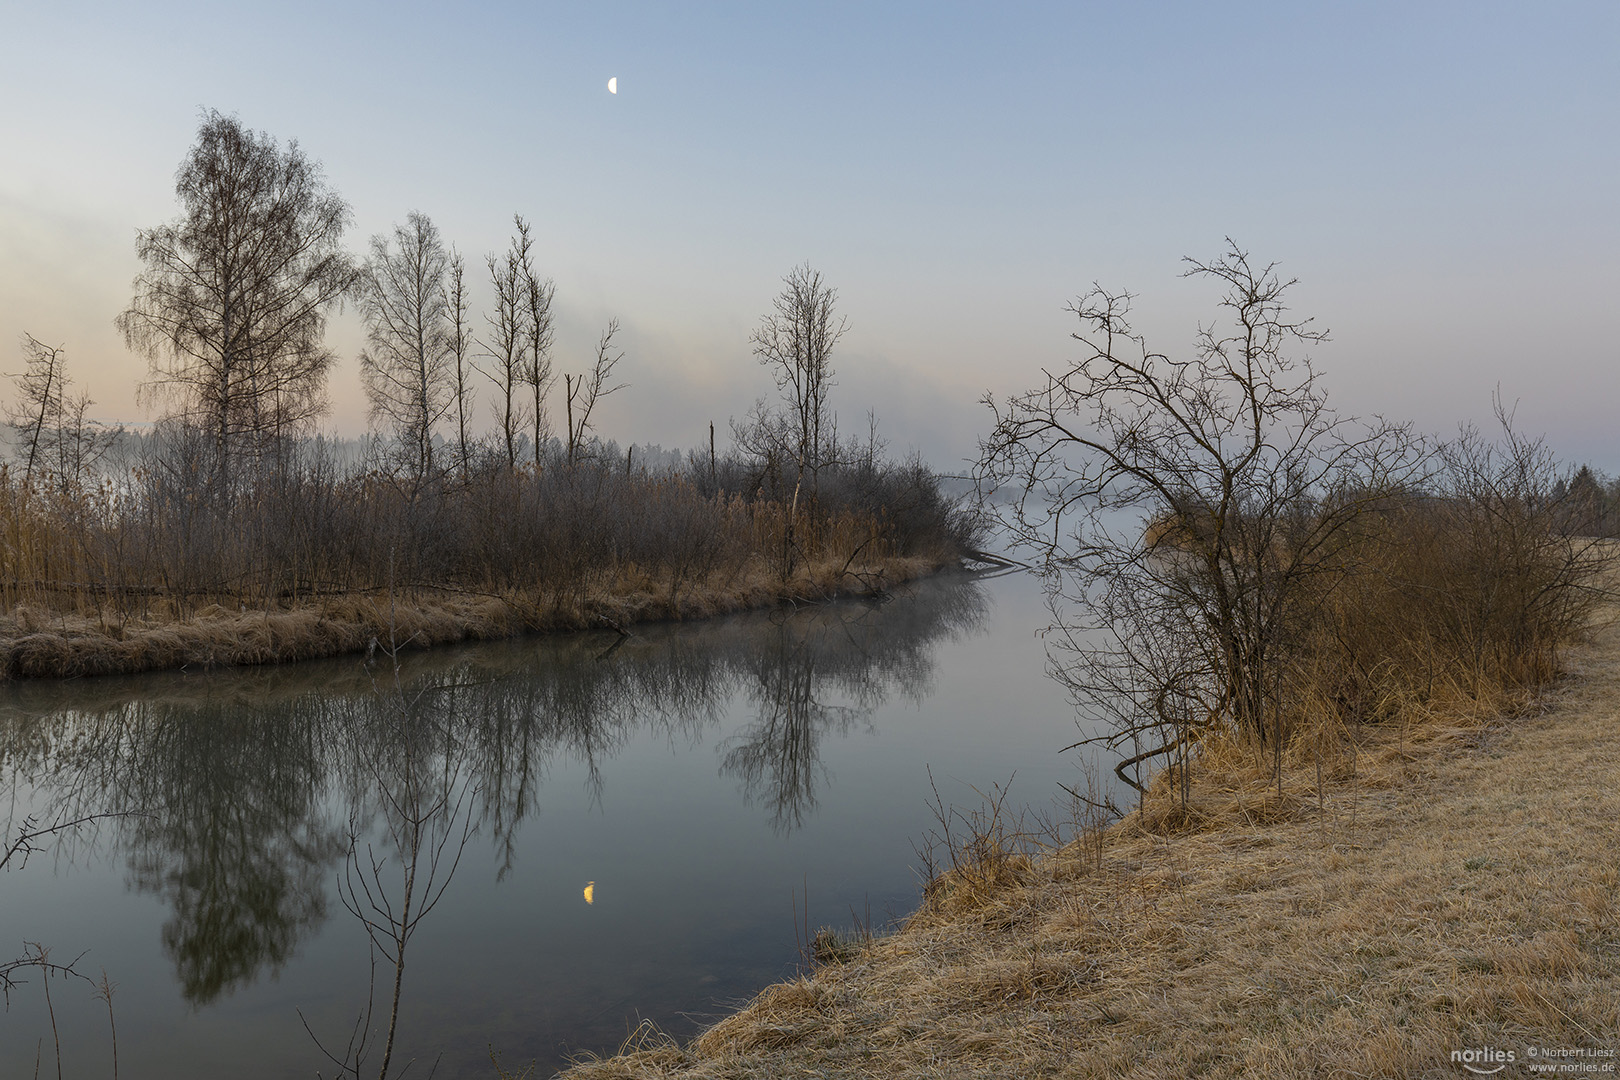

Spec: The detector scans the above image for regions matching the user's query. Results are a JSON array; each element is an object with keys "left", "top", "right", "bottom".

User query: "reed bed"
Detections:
[{"left": 0, "top": 444, "right": 973, "bottom": 679}]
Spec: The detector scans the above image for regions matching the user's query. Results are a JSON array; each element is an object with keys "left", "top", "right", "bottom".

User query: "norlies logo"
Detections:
[{"left": 1453, "top": 1047, "right": 1517, "bottom": 1074}]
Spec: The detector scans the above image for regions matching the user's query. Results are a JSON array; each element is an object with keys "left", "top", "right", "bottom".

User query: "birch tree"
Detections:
[
  {"left": 118, "top": 110, "right": 355, "bottom": 493},
  {"left": 479, "top": 220, "right": 532, "bottom": 470},
  {"left": 446, "top": 250, "right": 474, "bottom": 473},
  {"left": 358, "top": 212, "right": 453, "bottom": 481}
]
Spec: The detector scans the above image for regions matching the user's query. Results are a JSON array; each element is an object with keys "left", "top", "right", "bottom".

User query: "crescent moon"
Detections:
[
  {"left": 583, "top": 881, "right": 595, "bottom": 904},
  {"left": 607, "top": 77, "right": 617, "bottom": 95}
]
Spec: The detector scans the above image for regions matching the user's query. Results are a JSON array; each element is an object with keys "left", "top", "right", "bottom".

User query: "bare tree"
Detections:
[
  {"left": 358, "top": 212, "right": 454, "bottom": 482},
  {"left": 303, "top": 641, "right": 478, "bottom": 1080},
  {"left": 49, "top": 393, "right": 121, "bottom": 497},
  {"left": 6, "top": 333, "right": 67, "bottom": 488},
  {"left": 976, "top": 242, "right": 1423, "bottom": 799},
  {"left": 515, "top": 217, "right": 556, "bottom": 470},
  {"left": 730, "top": 398, "right": 796, "bottom": 496},
  {"left": 564, "top": 319, "right": 627, "bottom": 467},
  {"left": 118, "top": 110, "right": 355, "bottom": 493},
  {"left": 750, "top": 263, "right": 847, "bottom": 493},
  {"left": 445, "top": 250, "right": 474, "bottom": 474},
  {"left": 5, "top": 334, "right": 119, "bottom": 494},
  {"left": 478, "top": 220, "right": 532, "bottom": 470}
]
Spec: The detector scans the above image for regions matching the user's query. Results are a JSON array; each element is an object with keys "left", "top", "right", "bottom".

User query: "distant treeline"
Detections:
[{"left": 1551, "top": 464, "right": 1620, "bottom": 537}]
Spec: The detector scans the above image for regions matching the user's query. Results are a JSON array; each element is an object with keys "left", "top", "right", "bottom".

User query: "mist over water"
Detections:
[{"left": 0, "top": 571, "right": 1092, "bottom": 1077}]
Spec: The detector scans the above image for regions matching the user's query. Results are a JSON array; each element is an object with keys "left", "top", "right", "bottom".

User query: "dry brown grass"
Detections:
[
  {"left": 0, "top": 552, "right": 948, "bottom": 680},
  {"left": 559, "top": 609, "right": 1620, "bottom": 1079},
  {"left": 0, "top": 441, "right": 974, "bottom": 679}
]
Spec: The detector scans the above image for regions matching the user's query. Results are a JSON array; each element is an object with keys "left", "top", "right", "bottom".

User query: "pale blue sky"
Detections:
[{"left": 3, "top": 1, "right": 1616, "bottom": 469}]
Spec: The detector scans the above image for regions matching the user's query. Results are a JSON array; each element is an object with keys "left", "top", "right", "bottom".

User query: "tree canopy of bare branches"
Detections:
[
  {"left": 976, "top": 242, "right": 1425, "bottom": 796},
  {"left": 118, "top": 110, "right": 355, "bottom": 493},
  {"left": 445, "top": 250, "right": 474, "bottom": 473},
  {"left": 479, "top": 217, "right": 535, "bottom": 469},
  {"left": 565, "top": 319, "right": 627, "bottom": 467},
  {"left": 518, "top": 217, "right": 557, "bottom": 471},
  {"left": 5, "top": 333, "right": 66, "bottom": 488},
  {"left": 358, "top": 212, "right": 454, "bottom": 482},
  {"left": 5, "top": 334, "right": 119, "bottom": 494},
  {"left": 750, "top": 263, "right": 847, "bottom": 492}
]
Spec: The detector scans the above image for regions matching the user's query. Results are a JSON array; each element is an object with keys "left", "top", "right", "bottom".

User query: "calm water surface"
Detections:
[{"left": 1, "top": 570, "right": 1098, "bottom": 1078}]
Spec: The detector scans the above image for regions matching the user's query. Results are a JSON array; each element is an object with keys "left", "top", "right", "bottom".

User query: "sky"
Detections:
[{"left": 2, "top": 1, "right": 1617, "bottom": 473}]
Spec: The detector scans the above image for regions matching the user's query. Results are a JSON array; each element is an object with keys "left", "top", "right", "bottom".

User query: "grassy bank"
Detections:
[
  {"left": 0, "top": 552, "right": 952, "bottom": 680},
  {"left": 0, "top": 444, "right": 975, "bottom": 679},
  {"left": 559, "top": 602, "right": 1620, "bottom": 1078}
]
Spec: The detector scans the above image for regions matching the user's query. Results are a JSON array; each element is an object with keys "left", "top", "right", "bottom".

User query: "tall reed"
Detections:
[{"left": 0, "top": 436, "right": 977, "bottom": 678}]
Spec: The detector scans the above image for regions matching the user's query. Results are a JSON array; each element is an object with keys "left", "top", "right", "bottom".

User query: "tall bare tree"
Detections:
[
  {"left": 515, "top": 217, "right": 556, "bottom": 470},
  {"left": 751, "top": 263, "right": 847, "bottom": 493},
  {"left": 477, "top": 219, "right": 532, "bottom": 470},
  {"left": 445, "top": 250, "right": 474, "bottom": 474},
  {"left": 358, "top": 212, "right": 454, "bottom": 482},
  {"left": 564, "top": 319, "right": 627, "bottom": 467},
  {"left": 118, "top": 110, "right": 355, "bottom": 493}
]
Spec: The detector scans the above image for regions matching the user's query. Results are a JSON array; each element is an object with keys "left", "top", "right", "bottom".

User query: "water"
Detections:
[{"left": 0, "top": 570, "right": 1100, "bottom": 1078}]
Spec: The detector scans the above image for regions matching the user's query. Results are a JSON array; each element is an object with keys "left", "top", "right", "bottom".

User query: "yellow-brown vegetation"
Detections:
[
  {"left": 0, "top": 553, "right": 946, "bottom": 680},
  {"left": 0, "top": 453, "right": 971, "bottom": 679}
]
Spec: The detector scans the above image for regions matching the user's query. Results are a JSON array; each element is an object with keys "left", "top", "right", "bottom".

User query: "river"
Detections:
[{"left": 0, "top": 569, "right": 1106, "bottom": 1078}]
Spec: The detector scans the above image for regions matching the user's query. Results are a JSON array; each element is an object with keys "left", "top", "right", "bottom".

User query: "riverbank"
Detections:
[
  {"left": 561, "top": 607, "right": 1620, "bottom": 1077},
  {"left": 0, "top": 553, "right": 950, "bottom": 680}
]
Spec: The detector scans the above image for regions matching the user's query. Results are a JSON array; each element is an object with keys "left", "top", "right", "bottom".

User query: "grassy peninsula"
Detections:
[{"left": 0, "top": 448, "right": 974, "bottom": 680}]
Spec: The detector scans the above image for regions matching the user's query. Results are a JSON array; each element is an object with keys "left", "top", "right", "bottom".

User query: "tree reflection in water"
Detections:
[
  {"left": 122, "top": 702, "right": 345, "bottom": 1005},
  {"left": 0, "top": 574, "right": 988, "bottom": 1044},
  {"left": 308, "top": 644, "right": 481, "bottom": 1078}
]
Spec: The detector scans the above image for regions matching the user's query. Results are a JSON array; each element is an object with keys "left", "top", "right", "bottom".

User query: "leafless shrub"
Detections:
[
  {"left": 976, "top": 242, "right": 1606, "bottom": 812},
  {"left": 1, "top": 404, "right": 970, "bottom": 678},
  {"left": 913, "top": 770, "right": 1057, "bottom": 916}
]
